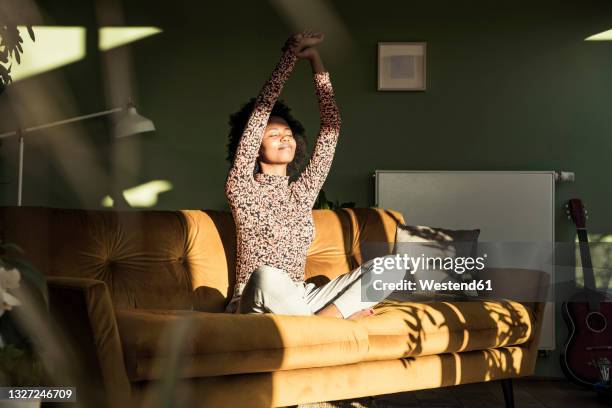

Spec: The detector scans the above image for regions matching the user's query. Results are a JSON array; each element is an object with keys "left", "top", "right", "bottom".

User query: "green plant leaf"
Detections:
[
  {"left": 0, "top": 243, "right": 25, "bottom": 254},
  {"left": 313, "top": 189, "right": 357, "bottom": 210},
  {"left": 0, "top": 344, "right": 24, "bottom": 361},
  {"left": 0, "top": 344, "right": 43, "bottom": 386}
]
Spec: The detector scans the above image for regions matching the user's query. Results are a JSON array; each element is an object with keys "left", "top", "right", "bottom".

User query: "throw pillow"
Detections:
[{"left": 392, "top": 224, "right": 481, "bottom": 298}]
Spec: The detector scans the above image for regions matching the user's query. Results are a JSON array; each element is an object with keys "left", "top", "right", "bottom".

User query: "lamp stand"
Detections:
[
  {"left": 17, "top": 130, "right": 23, "bottom": 206},
  {"left": 0, "top": 103, "right": 154, "bottom": 206},
  {"left": 0, "top": 106, "right": 126, "bottom": 207}
]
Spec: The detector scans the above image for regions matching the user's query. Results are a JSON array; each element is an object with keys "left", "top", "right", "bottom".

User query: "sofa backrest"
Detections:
[{"left": 0, "top": 206, "right": 404, "bottom": 312}]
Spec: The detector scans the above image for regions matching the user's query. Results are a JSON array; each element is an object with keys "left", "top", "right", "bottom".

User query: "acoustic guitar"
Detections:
[{"left": 560, "top": 198, "right": 612, "bottom": 388}]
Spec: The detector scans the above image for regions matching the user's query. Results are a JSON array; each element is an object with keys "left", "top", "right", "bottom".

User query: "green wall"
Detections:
[{"left": 1, "top": 0, "right": 612, "bottom": 377}]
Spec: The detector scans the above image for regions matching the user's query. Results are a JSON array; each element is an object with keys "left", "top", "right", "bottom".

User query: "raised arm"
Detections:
[
  {"left": 225, "top": 42, "right": 298, "bottom": 198},
  {"left": 293, "top": 49, "right": 341, "bottom": 207}
]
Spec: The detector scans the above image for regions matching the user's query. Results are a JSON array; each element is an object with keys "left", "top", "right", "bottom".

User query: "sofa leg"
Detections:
[{"left": 500, "top": 378, "right": 515, "bottom": 408}]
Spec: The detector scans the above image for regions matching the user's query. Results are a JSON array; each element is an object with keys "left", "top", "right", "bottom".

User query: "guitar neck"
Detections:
[{"left": 576, "top": 227, "right": 598, "bottom": 310}]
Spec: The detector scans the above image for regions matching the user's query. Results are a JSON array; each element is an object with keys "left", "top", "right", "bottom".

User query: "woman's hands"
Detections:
[
  {"left": 282, "top": 30, "right": 326, "bottom": 73},
  {"left": 282, "top": 30, "right": 324, "bottom": 60}
]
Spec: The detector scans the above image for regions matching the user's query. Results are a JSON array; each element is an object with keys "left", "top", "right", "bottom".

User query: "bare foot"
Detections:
[{"left": 347, "top": 308, "right": 375, "bottom": 320}]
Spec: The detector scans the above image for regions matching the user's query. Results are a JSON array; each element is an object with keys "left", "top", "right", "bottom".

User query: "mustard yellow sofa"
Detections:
[{"left": 0, "top": 206, "right": 545, "bottom": 408}]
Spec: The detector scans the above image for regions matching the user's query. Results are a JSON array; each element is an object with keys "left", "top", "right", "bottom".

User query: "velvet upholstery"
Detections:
[
  {"left": 0, "top": 206, "right": 546, "bottom": 407},
  {"left": 46, "top": 277, "right": 132, "bottom": 407},
  {"left": 116, "top": 309, "right": 370, "bottom": 381},
  {"left": 130, "top": 347, "right": 531, "bottom": 407},
  {"left": 362, "top": 299, "right": 534, "bottom": 362}
]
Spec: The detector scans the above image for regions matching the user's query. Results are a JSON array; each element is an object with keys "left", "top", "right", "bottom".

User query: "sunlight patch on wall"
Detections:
[
  {"left": 11, "top": 26, "right": 86, "bottom": 81},
  {"left": 9, "top": 25, "right": 162, "bottom": 81},
  {"left": 585, "top": 29, "right": 612, "bottom": 41},
  {"left": 99, "top": 26, "right": 162, "bottom": 51},
  {"left": 101, "top": 180, "right": 173, "bottom": 208},
  {"left": 101, "top": 196, "right": 114, "bottom": 208}
]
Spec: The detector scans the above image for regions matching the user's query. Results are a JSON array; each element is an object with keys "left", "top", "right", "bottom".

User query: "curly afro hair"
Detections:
[{"left": 226, "top": 98, "right": 307, "bottom": 180}]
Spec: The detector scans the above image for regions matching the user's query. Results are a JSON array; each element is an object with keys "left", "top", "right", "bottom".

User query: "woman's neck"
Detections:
[{"left": 259, "top": 162, "right": 288, "bottom": 176}]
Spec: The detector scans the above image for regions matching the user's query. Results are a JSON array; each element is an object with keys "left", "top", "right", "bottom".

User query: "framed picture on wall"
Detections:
[{"left": 378, "top": 42, "right": 427, "bottom": 91}]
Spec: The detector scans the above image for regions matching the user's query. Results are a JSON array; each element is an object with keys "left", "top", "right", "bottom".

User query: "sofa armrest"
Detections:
[
  {"left": 477, "top": 267, "right": 550, "bottom": 374},
  {"left": 47, "top": 277, "right": 131, "bottom": 407}
]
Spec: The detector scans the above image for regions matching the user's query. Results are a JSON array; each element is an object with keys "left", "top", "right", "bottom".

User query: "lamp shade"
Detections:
[{"left": 115, "top": 106, "right": 155, "bottom": 138}]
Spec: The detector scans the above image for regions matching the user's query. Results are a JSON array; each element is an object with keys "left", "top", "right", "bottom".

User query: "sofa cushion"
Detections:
[
  {"left": 393, "top": 224, "right": 481, "bottom": 297},
  {"left": 305, "top": 208, "right": 404, "bottom": 286},
  {"left": 116, "top": 309, "right": 370, "bottom": 381},
  {"left": 357, "top": 299, "right": 534, "bottom": 362}
]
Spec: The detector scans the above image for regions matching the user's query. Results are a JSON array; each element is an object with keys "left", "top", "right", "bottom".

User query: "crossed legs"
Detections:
[{"left": 238, "top": 255, "right": 394, "bottom": 318}]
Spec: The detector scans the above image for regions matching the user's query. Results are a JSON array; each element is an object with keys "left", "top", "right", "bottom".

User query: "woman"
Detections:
[{"left": 224, "top": 30, "right": 381, "bottom": 319}]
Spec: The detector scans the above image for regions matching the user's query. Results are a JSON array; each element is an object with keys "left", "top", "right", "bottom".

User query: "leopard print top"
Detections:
[{"left": 224, "top": 48, "right": 341, "bottom": 307}]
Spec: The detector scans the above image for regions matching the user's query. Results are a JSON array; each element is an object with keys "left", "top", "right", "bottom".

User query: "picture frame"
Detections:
[{"left": 378, "top": 42, "right": 427, "bottom": 91}]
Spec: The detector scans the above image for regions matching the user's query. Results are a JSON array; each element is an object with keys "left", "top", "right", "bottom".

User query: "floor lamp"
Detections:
[{"left": 0, "top": 102, "right": 155, "bottom": 206}]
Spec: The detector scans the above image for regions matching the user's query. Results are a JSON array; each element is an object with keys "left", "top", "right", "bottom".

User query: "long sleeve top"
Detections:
[{"left": 224, "top": 48, "right": 341, "bottom": 309}]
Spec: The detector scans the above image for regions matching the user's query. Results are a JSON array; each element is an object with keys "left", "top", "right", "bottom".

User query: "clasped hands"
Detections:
[{"left": 282, "top": 29, "right": 324, "bottom": 60}]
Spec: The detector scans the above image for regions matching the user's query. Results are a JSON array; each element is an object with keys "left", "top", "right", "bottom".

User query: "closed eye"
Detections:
[{"left": 268, "top": 132, "right": 293, "bottom": 137}]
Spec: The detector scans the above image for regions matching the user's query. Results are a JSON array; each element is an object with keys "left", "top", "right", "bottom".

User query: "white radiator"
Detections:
[{"left": 374, "top": 170, "right": 555, "bottom": 350}]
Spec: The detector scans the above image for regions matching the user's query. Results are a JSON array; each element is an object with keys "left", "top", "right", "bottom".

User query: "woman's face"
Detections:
[{"left": 259, "top": 115, "right": 296, "bottom": 166}]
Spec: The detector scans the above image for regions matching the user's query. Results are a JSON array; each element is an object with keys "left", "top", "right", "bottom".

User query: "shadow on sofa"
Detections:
[{"left": 0, "top": 206, "right": 545, "bottom": 408}]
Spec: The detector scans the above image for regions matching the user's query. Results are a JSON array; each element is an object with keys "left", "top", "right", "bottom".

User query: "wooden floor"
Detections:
[{"left": 297, "top": 378, "right": 612, "bottom": 408}]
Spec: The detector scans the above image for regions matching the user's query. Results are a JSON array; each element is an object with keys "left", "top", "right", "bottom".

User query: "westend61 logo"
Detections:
[{"left": 371, "top": 253, "right": 488, "bottom": 275}]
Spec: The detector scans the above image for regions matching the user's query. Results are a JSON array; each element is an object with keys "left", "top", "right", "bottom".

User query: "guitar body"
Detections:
[
  {"left": 561, "top": 291, "right": 612, "bottom": 386},
  {"left": 560, "top": 198, "right": 612, "bottom": 388}
]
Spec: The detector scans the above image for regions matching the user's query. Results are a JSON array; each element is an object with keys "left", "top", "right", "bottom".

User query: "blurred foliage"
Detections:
[
  {"left": 0, "top": 24, "right": 35, "bottom": 93},
  {"left": 0, "top": 242, "right": 48, "bottom": 386},
  {"left": 0, "top": 343, "right": 44, "bottom": 386},
  {"left": 0, "top": 242, "right": 48, "bottom": 304},
  {"left": 313, "top": 189, "right": 355, "bottom": 210}
]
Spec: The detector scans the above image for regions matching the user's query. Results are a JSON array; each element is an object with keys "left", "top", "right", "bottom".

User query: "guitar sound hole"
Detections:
[{"left": 586, "top": 312, "right": 607, "bottom": 333}]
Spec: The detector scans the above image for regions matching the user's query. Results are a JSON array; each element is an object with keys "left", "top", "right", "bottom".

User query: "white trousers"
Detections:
[{"left": 228, "top": 254, "right": 396, "bottom": 318}]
